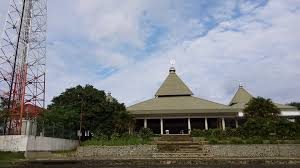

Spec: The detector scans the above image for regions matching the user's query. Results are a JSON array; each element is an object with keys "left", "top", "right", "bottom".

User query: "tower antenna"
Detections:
[{"left": 0, "top": 0, "right": 47, "bottom": 134}]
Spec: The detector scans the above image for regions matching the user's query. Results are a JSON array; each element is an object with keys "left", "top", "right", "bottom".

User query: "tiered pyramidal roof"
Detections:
[
  {"left": 155, "top": 67, "right": 193, "bottom": 97},
  {"left": 128, "top": 67, "right": 234, "bottom": 115}
]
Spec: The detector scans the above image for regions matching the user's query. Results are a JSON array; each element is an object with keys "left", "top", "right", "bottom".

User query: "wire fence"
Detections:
[{"left": 0, "top": 119, "right": 78, "bottom": 140}]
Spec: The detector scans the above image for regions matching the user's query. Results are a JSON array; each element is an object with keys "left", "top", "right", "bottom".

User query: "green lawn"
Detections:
[
  {"left": 0, "top": 152, "right": 25, "bottom": 167},
  {"left": 0, "top": 152, "right": 24, "bottom": 161}
]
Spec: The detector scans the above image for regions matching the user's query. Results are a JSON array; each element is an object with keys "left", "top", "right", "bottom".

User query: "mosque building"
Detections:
[{"left": 127, "top": 66, "right": 299, "bottom": 135}]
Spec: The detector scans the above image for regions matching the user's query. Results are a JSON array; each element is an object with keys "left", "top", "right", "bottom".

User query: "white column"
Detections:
[
  {"left": 188, "top": 117, "right": 191, "bottom": 134},
  {"left": 144, "top": 118, "right": 147, "bottom": 128},
  {"left": 160, "top": 118, "right": 163, "bottom": 135},
  {"left": 205, "top": 117, "right": 208, "bottom": 130},
  {"left": 25, "top": 120, "right": 31, "bottom": 135},
  {"left": 222, "top": 118, "right": 225, "bottom": 130},
  {"left": 235, "top": 119, "right": 239, "bottom": 128}
]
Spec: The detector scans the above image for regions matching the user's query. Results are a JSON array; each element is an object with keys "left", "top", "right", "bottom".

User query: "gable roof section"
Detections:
[
  {"left": 155, "top": 70, "right": 193, "bottom": 97},
  {"left": 229, "top": 86, "right": 297, "bottom": 111},
  {"left": 127, "top": 96, "right": 236, "bottom": 114},
  {"left": 229, "top": 86, "right": 253, "bottom": 106}
]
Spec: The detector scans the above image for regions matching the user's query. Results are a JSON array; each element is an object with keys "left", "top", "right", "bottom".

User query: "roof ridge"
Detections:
[
  {"left": 127, "top": 98, "right": 156, "bottom": 108},
  {"left": 190, "top": 96, "right": 231, "bottom": 108}
]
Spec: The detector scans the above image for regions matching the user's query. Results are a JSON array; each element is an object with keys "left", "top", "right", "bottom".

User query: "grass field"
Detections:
[{"left": 0, "top": 152, "right": 25, "bottom": 167}]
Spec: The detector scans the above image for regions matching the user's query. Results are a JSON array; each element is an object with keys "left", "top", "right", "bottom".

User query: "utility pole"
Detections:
[{"left": 78, "top": 94, "right": 84, "bottom": 144}]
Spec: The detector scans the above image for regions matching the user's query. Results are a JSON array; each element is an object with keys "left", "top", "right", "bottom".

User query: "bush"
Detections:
[
  {"left": 208, "top": 138, "right": 219, "bottom": 144},
  {"left": 210, "top": 129, "right": 224, "bottom": 139},
  {"left": 225, "top": 128, "right": 241, "bottom": 137},
  {"left": 191, "top": 128, "right": 242, "bottom": 139},
  {"left": 191, "top": 129, "right": 206, "bottom": 137},
  {"left": 245, "top": 136, "right": 264, "bottom": 144},
  {"left": 239, "top": 116, "right": 300, "bottom": 140},
  {"left": 191, "top": 128, "right": 226, "bottom": 139},
  {"left": 139, "top": 128, "right": 153, "bottom": 140},
  {"left": 229, "top": 137, "right": 244, "bottom": 144},
  {"left": 275, "top": 119, "right": 299, "bottom": 139},
  {"left": 239, "top": 118, "right": 277, "bottom": 138}
]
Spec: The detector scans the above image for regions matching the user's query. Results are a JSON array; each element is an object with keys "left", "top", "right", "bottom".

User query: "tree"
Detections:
[
  {"left": 241, "top": 97, "right": 298, "bottom": 139},
  {"left": 39, "top": 85, "right": 132, "bottom": 138},
  {"left": 243, "top": 97, "right": 280, "bottom": 119}
]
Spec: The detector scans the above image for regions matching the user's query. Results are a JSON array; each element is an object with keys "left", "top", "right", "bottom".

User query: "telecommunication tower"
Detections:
[{"left": 0, "top": 0, "right": 47, "bottom": 134}]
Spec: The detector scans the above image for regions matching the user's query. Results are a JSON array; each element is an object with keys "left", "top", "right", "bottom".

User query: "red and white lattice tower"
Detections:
[{"left": 0, "top": 0, "right": 47, "bottom": 134}]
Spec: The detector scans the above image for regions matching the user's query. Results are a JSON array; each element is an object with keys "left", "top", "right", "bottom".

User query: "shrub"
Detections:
[
  {"left": 139, "top": 128, "right": 153, "bottom": 140},
  {"left": 191, "top": 129, "right": 206, "bottom": 137},
  {"left": 208, "top": 138, "right": 219, "bottom": 144},
  {"left": 239, "top": 118, "right": 277, "bottom": 138},
  {"left": 111, "top": 132, "right": 121, "bottom": 140},
  {"left": 275, "top": 119, "right": 298, "bottom": 139},
  {"left": 225, "top": 128, "right": 241, "bottom": 137},
  {"left": 191, "top": 128, "right": 228, "bottom": 139},
  {"left": 229, "top": 137, "right": 244, "bottom": 144},
  {"left": 210, "top": 129, "right": 224, "bottom": 139},
  {"left": 245, "top": 136, "right": 264, "bottom": 144}
]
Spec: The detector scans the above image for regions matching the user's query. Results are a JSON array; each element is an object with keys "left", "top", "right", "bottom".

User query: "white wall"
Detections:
[
  {"left": 0, "top": 135, "right": 78, "bottom": 152},
  {"left": 0, "top": 135, "right": 28, "bottom": 152},
  {"left": 27, "top": 136, "right": 79, "bottom": 151}
]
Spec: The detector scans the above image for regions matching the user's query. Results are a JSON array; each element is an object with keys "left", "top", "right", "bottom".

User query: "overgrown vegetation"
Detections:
[
  {"left": 191, "top": 128, "right": 300, "bottom": 144},
  {"left": 242, "top": 97, "right": 299, "bottom": 139},
  {"left": 191, "top": 97, "right": 300, "bottom": 144}
]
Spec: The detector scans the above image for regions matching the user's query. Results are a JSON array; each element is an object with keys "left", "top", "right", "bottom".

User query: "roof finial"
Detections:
[
  {"left": 106, "top": 91, "right": 113, "bottom": 102},
  {"left": 239, "top": 82, "right": 243, "bottom": 88},
  {"left": 169, "top": 59, "right": 176, "bottom": 73}
]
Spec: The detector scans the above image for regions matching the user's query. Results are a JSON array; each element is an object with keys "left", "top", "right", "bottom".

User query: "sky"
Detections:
[{"left": 0, "top": 0, "right": 300, "bottom": 107}]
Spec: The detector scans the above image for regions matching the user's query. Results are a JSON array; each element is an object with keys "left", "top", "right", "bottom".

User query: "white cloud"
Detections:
[
  {"left": 76, "top": 0, "right": 147, "bottom": 48},
  {"left": 95, "top": 49, "right": 133, "bottom": 68},
  {"left": 93, "top": 0, "right": 300, "bottom": 106},
  {"left": 0, "top": 0, "right": 299, "bottom": 107}
]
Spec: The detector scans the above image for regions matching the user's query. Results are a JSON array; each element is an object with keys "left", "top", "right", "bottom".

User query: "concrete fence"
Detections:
[{"left": 0, "top": 135, "right": 79, "bottom": 152}]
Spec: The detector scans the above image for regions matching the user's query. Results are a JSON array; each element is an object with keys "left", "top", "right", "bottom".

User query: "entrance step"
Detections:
[
  {"left": 152, "top": 152, "right": 211, "bottom": 158},
  {"left": 157, "top": 143, "right": 204, "bottom": 153},
  {"left": 159, "top": 134, "right": 192, "bottom": 142},
  {"left": 156, "top": 134, "right": 209, "bottom": 153}
]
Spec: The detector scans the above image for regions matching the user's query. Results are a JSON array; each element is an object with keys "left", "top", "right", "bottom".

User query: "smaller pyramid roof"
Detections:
[
  {"left": 229, "top": 85, "right": 297, "bottom": 111},
  {"left": 155, "top": 68, "right": 193, "bottom": 97},
  {"left": 229, "top": 85, "right": 253, "bottom": 107}
]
